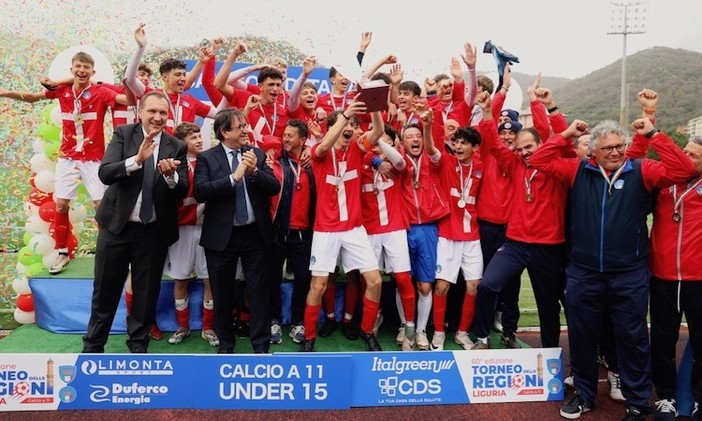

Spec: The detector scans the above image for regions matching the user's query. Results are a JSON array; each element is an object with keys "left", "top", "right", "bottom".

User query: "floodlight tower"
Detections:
[{"left": 608, "top": 2, "right": 648, "bottom": 127}]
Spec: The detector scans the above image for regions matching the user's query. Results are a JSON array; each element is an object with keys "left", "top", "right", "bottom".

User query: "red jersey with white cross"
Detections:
[
  {"left": 436, "top": 153, "right": 483, "bottom": 241},
  {"left": 360, "top": 155, "right": 409, "bottom": 235},
  {"left": 45, "top": 84, "right": 117, "bottom": 161},
  {"left": 177, "top": 157, "right": 204, "bottom": 226},
  {"left": 247, "top": 102, "right": 289, "bottom": 145},
  {"left": 311, "top": 141, "right": 364, "bottom": 232},
  {"left": 145, "top": 88, "right": 211, "bottom": 135},
  {"left": 100, "top": 83, "right": 138, "bottom": 129}
]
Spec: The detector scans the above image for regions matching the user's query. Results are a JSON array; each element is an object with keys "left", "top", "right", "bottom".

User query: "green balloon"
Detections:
[
  {"left": 42, "top": 103, "right": 56, "bottom": 123},
  {"left": 23, "top": 231, "right": 33, "bottom": 246},
  {"left": 36, "top": 123, "right": 61, "bottom": 143},
  {"left": 25, "top": 262, "right": 46, "bottom": 277},
  {"left": 44, "top": 141, "right": 60, "bottom": 159},
  {"left": 18, "top": 246, "right": 39, "bottom": 266}
]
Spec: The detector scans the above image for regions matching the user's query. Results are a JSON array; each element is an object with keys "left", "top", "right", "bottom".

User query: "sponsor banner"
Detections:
[
  {"left": 0, "top": 354, "right": 74, "bottom": 411},
  {"left": 456, "top": 348, "right": 564, "bottom": 402},
  {"left": 192, "top": 354, "right": 351, "bottom": 409},
  {"left": 60, "top": 354, "right": 191, "bottom": 410},
  {"left": 349, "top": 352, "right": 467, "bottom": 406},
  {"left": 349, "top": 348, "right": 563, "bottom": 407}
]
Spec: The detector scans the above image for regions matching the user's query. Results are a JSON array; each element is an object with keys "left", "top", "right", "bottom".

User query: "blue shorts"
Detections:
[{"left": 407, "top": 223, "right": 438, "bottom": 283}]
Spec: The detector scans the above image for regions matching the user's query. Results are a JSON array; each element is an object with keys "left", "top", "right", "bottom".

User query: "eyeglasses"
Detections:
[
  {"left": 598, "top": 143, "right": 626, "bottom": 154},
  {"left": 233, "top": 123, "right": 249, "bottom": 131}
]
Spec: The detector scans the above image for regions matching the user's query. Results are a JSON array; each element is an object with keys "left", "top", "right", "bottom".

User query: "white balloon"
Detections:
[
  {"left": 48, "top": 46, "right": 114, "bottom": 87},
  {"left": 32, "top": 139, "right": 46, "bottom": 154},
  {"left": 71, "top": 221, "right": 85, "bottom": 235},
  {"left": 29, "top": 153, "right": 55, "bottom": 173},
  {"left": 11, "top": 276, "right": 31, "bottom": 295},
  {"left": 34, "top": 170, "right": 56, "bottom": 193},
  {"left": 15, "top": 262, "right": 27, "bottom": 275},
  {"left": 69, "top": 203, "right": 87, "bottom": 223},
  {"left": 29, "top": 234, "right": 55, "bottom": 255},
  {"left": 14, "top": 308, "right": 36, "bottom": 325},
  {"left": 50, "top": 104, "right": 63, "bottom": 127},
  {"left": 25, "top": 216, "right": 51, "bottom": 235},
  {"left": 42, "top": 250, "right": 59, "bottom": 270},
  {"left": 25, "top": 203, "right": 39, "bottom": 217}
]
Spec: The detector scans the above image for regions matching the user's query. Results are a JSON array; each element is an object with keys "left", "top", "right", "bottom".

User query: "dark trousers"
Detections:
[
  {"left": 565, "top": 264, "right": 652, "bottom": 412},
  {"left": 651, "top": 277, "right": 702, "bottom": 403},
  {"left": 478, "top": 220, "right": 521, "bottom": 334},
  {"left": 474, "top": 239, "right": 565, "bottom": 347},
  {"left": 84, "top": 223, "right": 167, "bottom": 353},
  {"left": 268, "top": 229, "right": 313, "bottom": 325},
  {"left": 206, "top": 224, "right": 270, "bottom": 353}
]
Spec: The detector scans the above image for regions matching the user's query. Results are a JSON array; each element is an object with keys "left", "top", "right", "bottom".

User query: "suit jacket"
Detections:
[
  {"left": 194, "top": 143, "right": 280, "bottom": 252},
  {"left": 96, "top": 123, "right": 188, "bottom": 246}
]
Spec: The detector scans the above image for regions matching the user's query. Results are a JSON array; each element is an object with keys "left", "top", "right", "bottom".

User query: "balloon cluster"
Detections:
[{"left": 13, "top": 102, "right": 86, "bottom": 324}]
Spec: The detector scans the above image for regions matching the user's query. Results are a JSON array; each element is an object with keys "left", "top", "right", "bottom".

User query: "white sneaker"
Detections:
[
  {"left": 270, "top": 323, "right": 283, "bottom": 344},
  {"left": 415, "top": 329, "right": 430, "bottom": 350},
  {"left": 289, "top": 324, "right": 305, "bottom": 343},
  {"left": 401, "top": 324, "right": 416, "bottom": 351},
  {"left": 168, "top": 327, "right": 190, "bottom": 344},
  {"left": 430, "top": 331, "right": 445, "bottom": 351},
  {"left": 201, "top": 329, "right": 219, "bottom": 347},
  {"left": 608, "top": 372, "right": 625, "bottom": 402},
  {"left": 654, "top": 398, "right": 678, "bottom": 419},
  {"left": 454, "top": 331, "right": 473, "bottom": 350},
  {"left": 396, "top": 324, "right": 406, "bottom": 345},
  {"left": 493, "top": 310, "right": 503, "bottom": 332},
  {"left": 49, "top": 253, "right": 70, "bottom": 275}
]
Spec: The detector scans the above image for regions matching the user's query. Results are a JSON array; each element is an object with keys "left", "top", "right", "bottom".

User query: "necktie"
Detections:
[
  {"left": 139, "top": 154, "right": 155, "bottom": 223},
  {"left": 232, "top": 150, "right": 249, "bottom": 224}
]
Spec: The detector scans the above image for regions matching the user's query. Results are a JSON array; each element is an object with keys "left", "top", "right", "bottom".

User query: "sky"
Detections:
[{"left": 1, "top": 0, "right": 701, "bottom": 82}]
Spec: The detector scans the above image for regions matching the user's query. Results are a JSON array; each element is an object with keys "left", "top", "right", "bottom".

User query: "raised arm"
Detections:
[
  {"left": 633, "top": 118, "right": 696, "bottom": 189},
  {"left": 288, "top": 56, "right": 316, "bottom": 112},
  {"left": 315, "top": 96, "right": 366, "bottom": 158},
  {"left": 214, "top": 43, "right": 248, "bottom": 100},
  {"left": 627, "top": 89, "right": 659, "bottom": 159},
  {"left": 529, "top": 120, "right": 588, "bottom": 185},
  {"left": 461, "top": 42, "right": 478, "bottom": 107},
  {"left": 491, "top": 64, "right": 510, "bottom": 120},
  {"left": 125, "top": 23, "right": 147, "bottom": 97},
  {"left": 377, "top": 136, "right": 405, "bottom": 170},
  {"left": 362, "top": 54, "right": 398, "bottom": 82},
  {"left": 357, "top": 32, "right": 372, "bottom": 66}
]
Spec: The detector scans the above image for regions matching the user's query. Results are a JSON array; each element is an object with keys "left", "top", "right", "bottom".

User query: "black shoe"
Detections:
[
  {"left": 300, "top": 339, "right": 315, "bottom": 352},
  {"left": 318, "top": 318, "right": 337, "bottom": 338},
  {"left": 621, "top": 406, "right": 646, "bottom": 421},
  {"left": 236, "top": 320, "right": 250, "bottom": 337},
  {"left": 560, "top": 391, "right": 591, "bottom": 419},
  {"left": 360, "top": 331, "right": 382, "bottom": 351},
  {"left": 218, "top": 347, "right": 234, "bottom": 354},
  {"left": 341, "top": 321, "right": 359, "bottom": 340},
  {"left": 500, "top": 332, "right": 522, "bottom": 349}
]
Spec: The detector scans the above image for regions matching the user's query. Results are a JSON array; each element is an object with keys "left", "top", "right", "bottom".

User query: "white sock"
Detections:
[
  {"left": 416, "top": 292, "right": 432, "bottom": 331},
  {"left": 395, "top": 289, "right": 406, "bottom": 324}
]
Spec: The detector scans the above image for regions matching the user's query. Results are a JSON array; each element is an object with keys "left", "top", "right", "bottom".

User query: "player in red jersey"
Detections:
[
  {"left": 427, "top": 120, "right": 484, "bottom": 351},
  {"left": 300, "top": 97, "right": 385, "bottom": 352},
  {"left": 427, "top": 43, "right": 478, "bottom": 128},
  {"left": 125, "top": 24, "right": 220, "bottom": 135},
  {"left": 471, "top": 91, "right": 569, "bottom": 350},
  {"left": 162, "top": 122, "right": 218, "bottom": 347},
  {"left": 360, "top": 124, "right": 416, "bottom": 350},
  {"left": 1, "top": 51, "right": 129, "bottom": 274}
]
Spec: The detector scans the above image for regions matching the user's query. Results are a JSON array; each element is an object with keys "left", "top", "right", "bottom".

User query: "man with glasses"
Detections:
[
  {"left": 194, "top": 108, "right": 280, "bottom": 354},
  {"left": 529, "top": 117, "right": 696, "bottom": 421}
]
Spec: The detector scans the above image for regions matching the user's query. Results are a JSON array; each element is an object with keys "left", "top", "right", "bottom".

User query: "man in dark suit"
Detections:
[
  {"left": 82, "top": 91, "right": 188, "bottom": 353},
  {"left": 194, "top": 108, "right": 280, "bottom": 354}
]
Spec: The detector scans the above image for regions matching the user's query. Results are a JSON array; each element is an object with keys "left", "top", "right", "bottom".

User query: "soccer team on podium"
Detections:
[{"left": 3, "top": 24, "right": 702, "bottom": 421}]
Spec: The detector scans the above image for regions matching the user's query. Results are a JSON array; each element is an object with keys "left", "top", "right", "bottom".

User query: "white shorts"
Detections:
[
  {"left": 310, "top": 226, "right": 379, "bottom": 276},
  {"left": 368, "top": 230, "right": 411, "bottom": 274},
  {"left": 435, "top": 237, "right": 483, "bottom": 283},
  {"left": 54, "top": 158, "right": 106, "bottom": 201},
  {"left": 164, "top": 225, "right": 208, "bottom": 279}
]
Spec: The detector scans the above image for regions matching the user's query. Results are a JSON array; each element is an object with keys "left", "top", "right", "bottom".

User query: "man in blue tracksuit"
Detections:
[{"left": 529, "top": 117, "right": 696, "bottom": 421}]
